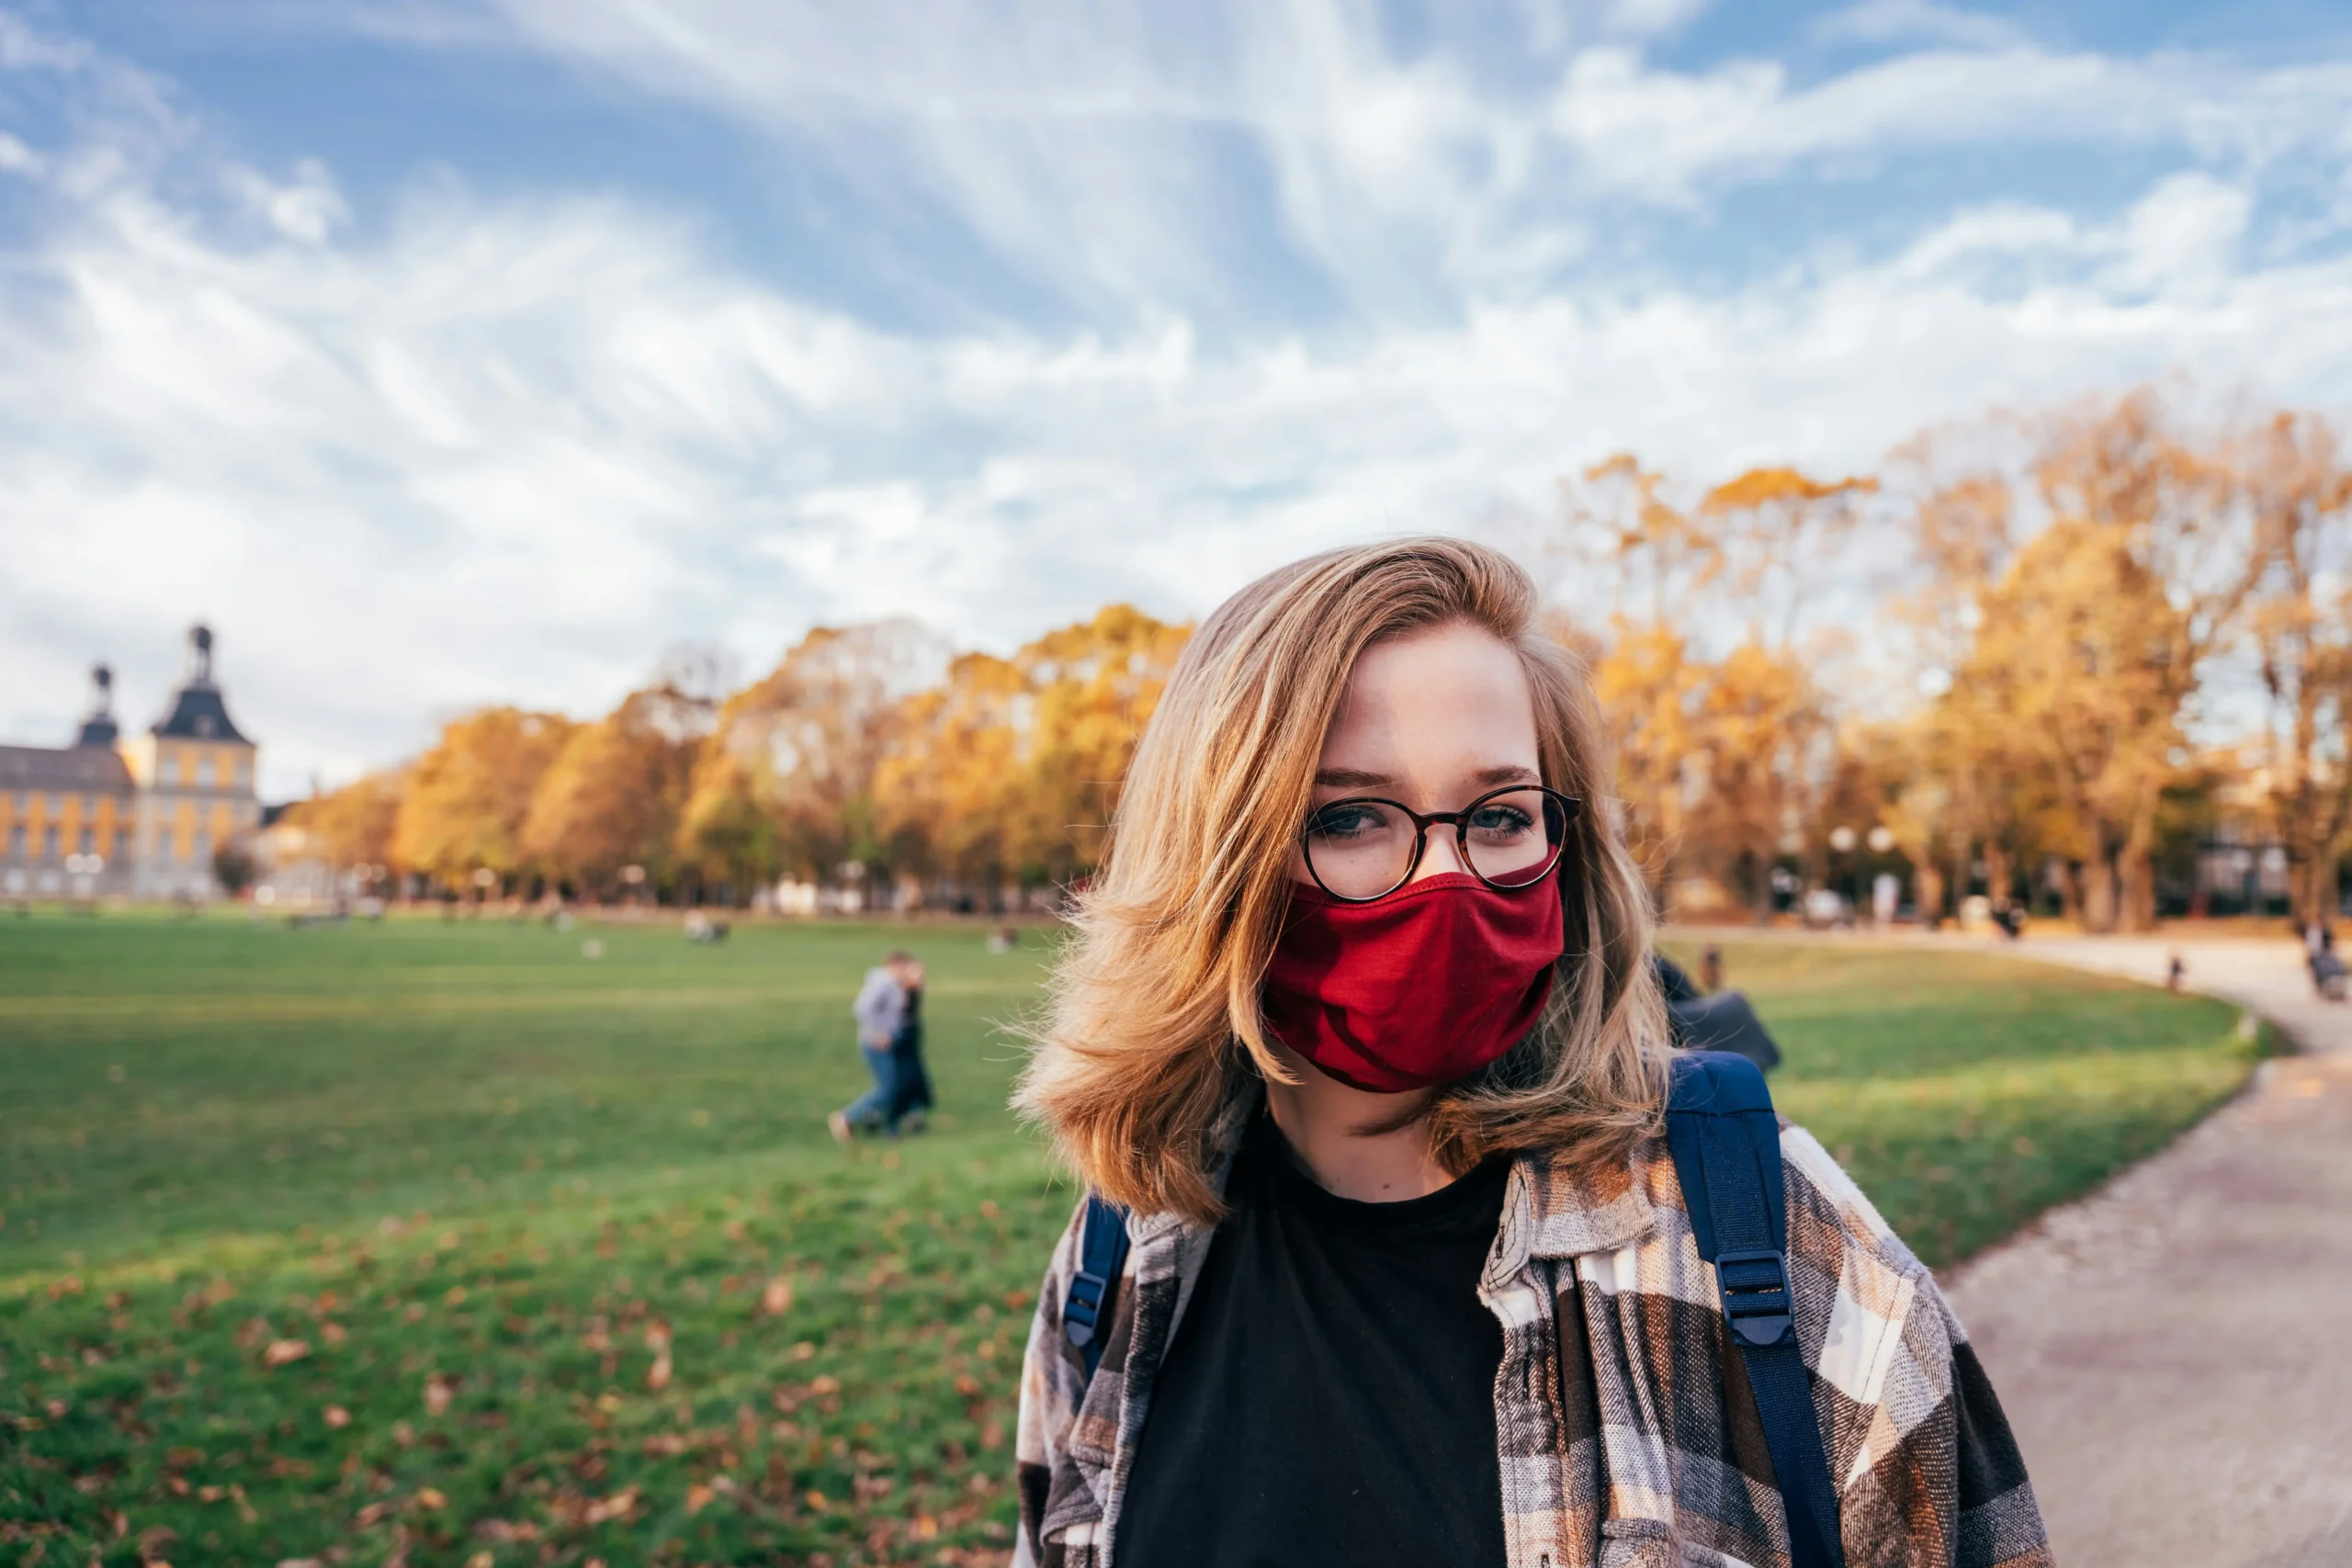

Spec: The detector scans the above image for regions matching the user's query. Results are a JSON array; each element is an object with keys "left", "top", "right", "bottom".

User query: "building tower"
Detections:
[
  {"left": 74, "top": 663, "right": 120, "bottom": 748},
  {"left": 124, "top": 624, "right": 262, "bottom": 899},
  {"left": 1, "top": 664, "right": 137, "bottom": 897}
]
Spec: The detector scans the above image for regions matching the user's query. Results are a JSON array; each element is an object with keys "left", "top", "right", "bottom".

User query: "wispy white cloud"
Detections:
[
  {"left": 1548, "top": 46, "right": 2352, "bottom": 205},
  {"left": 1, "top": 4, "right": 2349, "bottom": 795},
  {"left": 222, "top": 157, "right": 350, "bottom": 244},
  {"left": 0, "top": 128, "right": 40, "bottom": 175},
  {"left": 1811, "top": 0, "right": 2030, "bottom": 52}
]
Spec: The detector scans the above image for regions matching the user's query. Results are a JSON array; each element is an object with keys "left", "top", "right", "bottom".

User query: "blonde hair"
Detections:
[{"left": 1013, "top": 537, "right": 1668, "bottom": 1222}]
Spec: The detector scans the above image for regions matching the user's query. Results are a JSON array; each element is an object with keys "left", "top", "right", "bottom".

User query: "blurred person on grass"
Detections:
[
  {"left": 888, "top": 953, "right": 934, "bottom": 1131},
  {"left": 831, "top": 948, "right": 916, "bottom": 1142},
  {"left": 1008, "top": 539, "right": 2048, "bottom": 1568}
]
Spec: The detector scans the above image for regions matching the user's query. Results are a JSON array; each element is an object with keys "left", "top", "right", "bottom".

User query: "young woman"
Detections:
[{"left": 1011, "top": 539, "right": 2048, "bottom": 1568}]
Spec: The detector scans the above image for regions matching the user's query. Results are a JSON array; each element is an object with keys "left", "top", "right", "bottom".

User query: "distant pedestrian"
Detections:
[
  {"left": 888, "top": 953, "right": 934, "bottom": 1132},
  {"left": 830, "top": 949, "right": 911, "bottom": 1143},
  {"left": 2306, "top": 923, "right": 2346, "bottom": 1000},
  {"left": 2167, "top": 953, "right": 2187, "bottom": 993},
  {"left": 1699, "top": 942, "right": 1724, "bottom": 995}
]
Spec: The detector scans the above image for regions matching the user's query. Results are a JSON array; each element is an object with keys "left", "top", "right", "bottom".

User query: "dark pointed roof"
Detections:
[
  {"left": 74, "top": 662, "right": 119, "bottom": 749},
  {"left": 152, "top": 624, "right": 253, "bottom": 745}
]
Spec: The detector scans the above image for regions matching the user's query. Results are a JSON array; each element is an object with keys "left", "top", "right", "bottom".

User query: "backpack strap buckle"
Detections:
[
  {"left": 1713, "top": 1247, "right": 1795, "bottom": 1348},
  {"left": 1063, "top": 1266, "right": 1112, "bottom": 1350},
  {"left": 1063, "top": 1194, "right": 1131, "bottom": 1372}
]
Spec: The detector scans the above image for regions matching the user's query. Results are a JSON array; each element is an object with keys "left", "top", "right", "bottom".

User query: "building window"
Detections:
[
  {"left": 7, "top": 826, "right": 21, "bottom": 858},
  {"left": 115, "top": 829, "right": 132, "bottom": 861},
  {"left": 42, "top": 826, "right": 59, "bottom": 859},
  {"left": 235, "top": 758, "right": 251, "bottom": 787},
  {"left": 45, "top": 793, "right": 62, "bottom": 814},
  {"left": 158, "top": 830, "right": 175, "bottom": 863},
  {"left": 80, "top": 794, "right": 94, "bottom": 816},
  {"left": 77, "top": 827, "right": 94, "bottom": 854},
  {"left": 198, "top": 756, "right": 217, "bottom": 787},
  {"left": 194, "top": 830, "right": 211, "bottom": 865}
]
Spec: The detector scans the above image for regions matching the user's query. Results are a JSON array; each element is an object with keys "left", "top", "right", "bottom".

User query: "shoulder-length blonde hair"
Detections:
[{"left": 1013, "top": 536, "right": 1668, "bottom": 1222}]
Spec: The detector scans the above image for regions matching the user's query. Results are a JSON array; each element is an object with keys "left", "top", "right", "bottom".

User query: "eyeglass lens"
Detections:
[{"left": 1303, "top": 787, "right": 1567, "bottom": 901}]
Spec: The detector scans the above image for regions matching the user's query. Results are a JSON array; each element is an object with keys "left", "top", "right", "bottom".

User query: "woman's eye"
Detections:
[
  {"left": 1309, "top": 804, "right": 1387, "bottom": 840},
  {"left": 1466, "top": 806, "right": 1534, "bottom": 839}
]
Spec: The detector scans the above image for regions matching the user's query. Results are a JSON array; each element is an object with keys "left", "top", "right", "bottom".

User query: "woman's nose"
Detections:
[{"left": 1413, "top": 830, "right": 1469, "bottom": 883}]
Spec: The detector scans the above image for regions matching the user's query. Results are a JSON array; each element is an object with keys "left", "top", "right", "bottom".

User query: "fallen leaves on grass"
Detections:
[
  {"left": 260, "top": 1337, "right": 311, "bottom": 1368},
  {"left": 644, "top": 1321, "right": 673, "bottom": 1391}
]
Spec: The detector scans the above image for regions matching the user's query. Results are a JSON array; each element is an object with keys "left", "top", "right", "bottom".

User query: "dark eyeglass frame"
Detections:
[{"left": 1299, "top": 784, "right": 1583, "bottom": 904}]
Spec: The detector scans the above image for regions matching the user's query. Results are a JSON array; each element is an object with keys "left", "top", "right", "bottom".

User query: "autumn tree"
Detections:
[
  {"left": 1000, "top": 605, "right": 1192, "bottom": 883},
  {"left": 391, "top": 707, "right": 576, "bottom": 896},
  {"left": 285, "top": 770, "right": 405, "bottom": 874},
  {"left": 2019, "top": 393, "right": 2248, "bottom": 929},
  {"left": 676, "top": 620, "right": 946, "bottom": 897},
  {"left": 1566, "top": 456, "right": 1862, "bottom": 917},
  {"left": 522, "top": 677, "right": 714, "bottom": 897},
  {"left": 1587, "top": 621, "right": 1705, "bottom": 899},
  {"left": 874, "top": 651, "right": 1027, "bottom": 888},
  {"left": 2236, "top": 411, "right": 2352, "bottom": 924},
  {"left": 874, "top": 605, "right": 1191, "bottom": 895},
  {"left": 1695, "top": 466, "right": 1876, "bottom": 650},
  {"left": 1960, "top": 517, "right": 2189, "bottom": 931},
  {"left": 1683, "top": 642, "right": 1835, "bottom": 919}
]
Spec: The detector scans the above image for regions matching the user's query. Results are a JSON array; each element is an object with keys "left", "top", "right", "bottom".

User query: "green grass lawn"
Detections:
[{"left": 2, "top": 915, "right": 2258, "bottom": 1567}]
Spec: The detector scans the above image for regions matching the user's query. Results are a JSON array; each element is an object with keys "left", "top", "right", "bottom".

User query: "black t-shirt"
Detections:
[{"left": 1119, "top": 1112, "right": 1515, "bottom": 1568}]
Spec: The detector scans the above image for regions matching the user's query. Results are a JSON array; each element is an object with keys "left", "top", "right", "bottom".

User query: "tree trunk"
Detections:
[
  {"left": 1913, "top": 863, "right": 1948, "bottom": 930},
  {"left": 2117, "top": 843, "right": 2158, "bottom": 932},
  {"left": 1984, "top": 842, "right": 2015, "bottom": 911},
  {"left": 2052, "top": 859, "right": 2079, "bottom": 924},
  {"left": 2081, "top": 853, "right": 2120, "bottom": 933},
  {"left": 2290, "top": 840, "right": 2340, "bottom": 930}
]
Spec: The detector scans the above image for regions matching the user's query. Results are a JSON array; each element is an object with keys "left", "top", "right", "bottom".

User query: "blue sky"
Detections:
[{"left": 4, "top": 0, "right": 2349, "bottom": 795}]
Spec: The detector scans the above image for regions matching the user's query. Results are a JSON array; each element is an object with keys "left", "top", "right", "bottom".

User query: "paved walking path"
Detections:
[{"left": 1938, "top": 935, "right": 2352, "bottom": 1567}]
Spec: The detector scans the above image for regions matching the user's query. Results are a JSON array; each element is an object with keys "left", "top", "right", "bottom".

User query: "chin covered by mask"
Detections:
[{"left": 1261, "top": 870, "right": 1564, "bottom": 1094}]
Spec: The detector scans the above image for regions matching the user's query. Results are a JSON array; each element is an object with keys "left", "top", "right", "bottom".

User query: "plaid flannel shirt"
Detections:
[{"left": 1014, "top": 1089, "right": 2050, "bottom": 1568}]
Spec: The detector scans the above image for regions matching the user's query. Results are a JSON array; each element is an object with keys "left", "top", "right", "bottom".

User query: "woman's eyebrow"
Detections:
[{"left": 1311, "top": 763, "right": 1541, "bottom": 790}]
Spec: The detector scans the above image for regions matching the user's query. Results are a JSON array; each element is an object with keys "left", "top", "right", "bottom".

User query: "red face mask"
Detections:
[{"left": 1261, "top": 871, "right": 1565, "bottom": 1095}]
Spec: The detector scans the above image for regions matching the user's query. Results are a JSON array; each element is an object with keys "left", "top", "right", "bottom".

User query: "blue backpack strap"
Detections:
[
  {"left": 1668, "top": 1052, "right": 1847, "bottom": 1568},
  {"left": 1062, "top": 1192, "right": 1131, "bottom": 1380}
]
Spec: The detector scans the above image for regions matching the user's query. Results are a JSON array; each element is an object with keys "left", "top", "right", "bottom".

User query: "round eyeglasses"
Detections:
[{"left": 1299, "top": 784, "right": 1581, "bottom": 903}]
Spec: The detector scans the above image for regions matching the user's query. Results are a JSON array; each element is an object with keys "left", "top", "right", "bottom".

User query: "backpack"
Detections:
[{"left": 1062, "top": 1049, "right": 1843, "bottom": 1568}]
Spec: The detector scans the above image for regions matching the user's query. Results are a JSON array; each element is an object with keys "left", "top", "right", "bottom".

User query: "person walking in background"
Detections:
[
  {"left": 829, "top": 949, "right": 910, "bottom": 1143},
  {"left": 888, "top": 953, "right": 934, "bottom": 1132}
]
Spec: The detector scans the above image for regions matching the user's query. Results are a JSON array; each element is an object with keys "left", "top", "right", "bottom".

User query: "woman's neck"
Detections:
[{"left": 1261, "top": 1040, "right": 1453, "bottom": 1201}]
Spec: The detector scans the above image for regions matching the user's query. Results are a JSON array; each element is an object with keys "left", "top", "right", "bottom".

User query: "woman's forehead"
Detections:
[{"left": 1322, "top": 624, "right": 1538, "bottom": 774}]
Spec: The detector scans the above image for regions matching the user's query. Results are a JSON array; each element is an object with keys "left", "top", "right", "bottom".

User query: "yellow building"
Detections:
[{"left": 0, "top": 626, "right": 261, "bottom": 901}]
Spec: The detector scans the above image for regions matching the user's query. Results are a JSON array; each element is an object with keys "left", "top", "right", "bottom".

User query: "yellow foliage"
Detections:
[
  {"left": 391, "top": 707, "right": 577, "bottom": 889},
  {"left": 284, "top": 771, "right": 404, "bottom": 871}
]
